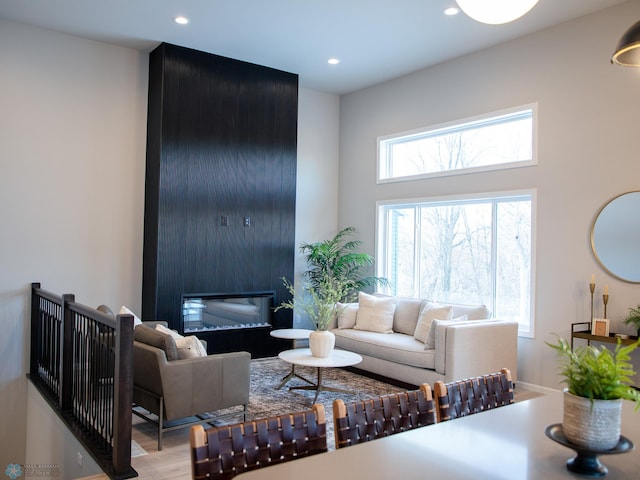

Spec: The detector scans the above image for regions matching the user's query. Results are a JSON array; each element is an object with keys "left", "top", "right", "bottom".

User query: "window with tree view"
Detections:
[
  {"left": 378, "top": 106, "right": 535, "bottom": 182},
  {"left": 378, "top": 194, "right": 534, "bottom": 336}
]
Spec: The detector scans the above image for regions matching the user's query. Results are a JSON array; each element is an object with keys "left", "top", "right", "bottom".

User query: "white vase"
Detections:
[
  {"left": 562, "top": 389, "right": 622, "bottom": 450},
  {"left": 309, "top": 330, "right": 335, "bottom": 358}
]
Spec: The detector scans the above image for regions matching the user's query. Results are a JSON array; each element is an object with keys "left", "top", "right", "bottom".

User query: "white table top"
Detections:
[
  {"left": 278, "top": 348, "right": 362, "bottom": 368},
  {"left": 269, "top": 328, "right": 313, "bottom": 340},
  {"left": 236, "top": 390, "right": 640, "bottom": 479}
]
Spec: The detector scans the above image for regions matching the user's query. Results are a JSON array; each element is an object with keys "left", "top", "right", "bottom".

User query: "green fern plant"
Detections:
[{"left": 547, "top": 336, "right": 640, "bottom": 410}]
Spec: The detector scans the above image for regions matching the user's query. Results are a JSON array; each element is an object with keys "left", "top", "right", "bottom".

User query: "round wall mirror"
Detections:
[{"left": 591, "top": 191, "right": 640, "bottom": 283}]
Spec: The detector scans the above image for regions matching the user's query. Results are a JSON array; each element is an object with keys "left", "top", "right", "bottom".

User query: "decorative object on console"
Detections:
[
  {"left": 592, "top": 318, "right": 610, "bottom": 338},
  {"left": 623, "top": 304, "right": 640, "bottom": 338},
  {"left": 455, "top": 0, "right": 539, "bottom": 25},
  {"left": 612, "top": 20, "right": 640, "bottom": 66},
  {"left": 603, "top": 284, "right": 609, "bottom": 319},
  {"left": 547, "top": 336, "right": 640, "bottom": 452},
  {"left": 589, "top": 274, "right": 595, "bottom": 326}
]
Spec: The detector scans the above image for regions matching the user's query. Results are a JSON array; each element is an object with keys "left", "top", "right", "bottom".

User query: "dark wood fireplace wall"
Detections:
[{"left": 142, "top": 43, "right": 298, "bottom": 351}]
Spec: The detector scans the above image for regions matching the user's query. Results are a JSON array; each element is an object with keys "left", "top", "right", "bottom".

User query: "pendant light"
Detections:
[
  {"left": 456, "top": 0, "right": 539, "bottom": 25},
  {"left": 611, "top": 20, "right": 640, "bottom": 66}
]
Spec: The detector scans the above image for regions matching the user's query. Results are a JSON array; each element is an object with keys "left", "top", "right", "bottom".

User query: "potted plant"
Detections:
[
  {"left": 276, "top": 273, "right": 354, "bottom": 357},
  {"left": 623, "top": 305, "right": 640, "bottom": 338},
  {"left": 547, "top": 336, "right": 640, "bottom": 450}
]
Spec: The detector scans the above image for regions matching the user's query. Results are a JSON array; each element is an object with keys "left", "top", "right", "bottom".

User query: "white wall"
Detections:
[
  {"left": 294, "top": 88, "right": 341, "bottom": 329},
  {"left": 0, "top": 20, "right": 340, "bottom": 467},
  {"left": 338, "top": 1, "right": 640, "bottom": 389},
  {"left": 0, "top": 20, "right": 149, "bottom": 468}
]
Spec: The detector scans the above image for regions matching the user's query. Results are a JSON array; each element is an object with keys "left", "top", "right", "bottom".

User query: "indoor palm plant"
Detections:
[
  {"left": 277, "top": 227, "right": 386, "bottom": 357},
  {"left": 299, "top": 226, "right": 387, "bottom": 300},
  {"left": 547, "top": 336, "right": 640, "bottom": 450},
  {"left": 623, "top": 305, "right": 640, "bottom": 338}
]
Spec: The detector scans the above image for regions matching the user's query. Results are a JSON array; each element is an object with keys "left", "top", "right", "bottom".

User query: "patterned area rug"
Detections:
[{"left": 204, "top": 356, "right": 406, "bottom": 450}]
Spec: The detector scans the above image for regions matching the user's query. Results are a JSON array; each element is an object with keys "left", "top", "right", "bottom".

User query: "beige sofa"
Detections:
[{"left": 329, "top": 294, "right": 518, "bottom": 387}]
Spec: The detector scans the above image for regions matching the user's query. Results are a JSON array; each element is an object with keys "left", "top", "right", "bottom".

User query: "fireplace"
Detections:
[{"left": 181, "top": 291, "right": 274, "bottom": 333}]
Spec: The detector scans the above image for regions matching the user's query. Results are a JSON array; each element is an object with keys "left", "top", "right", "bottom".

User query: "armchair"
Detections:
[{"left": 133, "top": 324, "right": 251, "bottom": 450}]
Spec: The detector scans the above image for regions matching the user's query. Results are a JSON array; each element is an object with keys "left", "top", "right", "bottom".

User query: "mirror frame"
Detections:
[{"left": 590, "top": 190, "right": 640, "bottom": 283}]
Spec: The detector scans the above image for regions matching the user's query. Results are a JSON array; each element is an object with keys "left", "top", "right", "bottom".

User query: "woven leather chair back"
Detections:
[
  {"left": 190, "top": 404, "right": 327, "bottom": 480},
  {"left": 333, "top": 383, "right": 436, "bottom": 449},
  {"left": 434, "top": 368, "right": 514, "bottom": 422}
]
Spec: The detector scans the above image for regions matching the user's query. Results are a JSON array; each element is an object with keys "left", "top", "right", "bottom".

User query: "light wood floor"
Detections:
[{"left": 129, "top": 387, "right": 543, "bottom": 480}]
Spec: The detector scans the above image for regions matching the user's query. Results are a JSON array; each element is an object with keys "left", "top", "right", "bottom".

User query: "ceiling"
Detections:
[{"left": 0, "top": 0, "right": 628, "bottom": 95}]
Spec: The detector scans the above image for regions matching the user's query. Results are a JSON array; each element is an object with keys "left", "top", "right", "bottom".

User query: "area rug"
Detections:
[{"left": 204, "top": 356, "right": 406, "bottom": 450}]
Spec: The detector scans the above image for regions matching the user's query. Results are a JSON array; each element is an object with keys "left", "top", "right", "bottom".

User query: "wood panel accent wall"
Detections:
[{"left": 142, "top": 43, "right": 298, "bottom": 339}]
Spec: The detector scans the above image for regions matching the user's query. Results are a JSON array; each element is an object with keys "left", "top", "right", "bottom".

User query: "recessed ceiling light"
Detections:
[
  {"left": 328, "top": 58, "right": 340, "bottom": 65},
  {"left": 444, "top": 7, "right": 460, "bottom": 16},
  {"left": 174, "top": 16, "right": 189, "bottom": 25}
]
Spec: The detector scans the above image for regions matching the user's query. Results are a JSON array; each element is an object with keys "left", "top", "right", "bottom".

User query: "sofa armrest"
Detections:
[{"left": 434, "top": 320, "right": 518, "bottom": 382}]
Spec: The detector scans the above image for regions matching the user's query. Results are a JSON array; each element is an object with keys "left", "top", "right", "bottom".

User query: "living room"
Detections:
[{"left": 2, "top": 0, "right": 640, "bottom": 477}]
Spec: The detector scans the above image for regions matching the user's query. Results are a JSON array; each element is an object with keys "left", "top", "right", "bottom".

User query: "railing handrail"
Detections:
[{"left": 29, "top": 282, "right": 136, "bottom": 479}]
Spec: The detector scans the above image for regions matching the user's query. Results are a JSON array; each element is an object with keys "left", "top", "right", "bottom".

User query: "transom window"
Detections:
[
  {"left": 378, "top": 105, "right": 535, "bottom": 182},
  {"left": 377, "top": 192, "right": 535, "bottom": 337}
]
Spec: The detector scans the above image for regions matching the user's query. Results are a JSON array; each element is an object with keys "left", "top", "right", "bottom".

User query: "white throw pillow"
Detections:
[
  {"left": 176, "top": 335, "right": 208, "bottom": 359},
  {"left": 413, "top": 303, "right": 453, "bottom": 344},
  {"left": 336, "top": 302, "right": 359, "bottom": 329},
  {"left": 353, "top": 292, "right": 395, "bottom": 333},
  {"left": 155, "top": 323, "right": 183, "bottom": 340},
  {"left": 424, "top": 315, "right": 468, "bottom": 349},
  {"left": 119, "top": 305, "right": 142, "bottom": 327}
]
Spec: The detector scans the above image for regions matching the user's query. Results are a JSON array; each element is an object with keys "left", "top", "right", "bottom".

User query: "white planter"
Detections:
[
  {"left": 309, "top": 330, "right": 335, "bottom": 358},
  {"left": 563, "top": 389, "right": 622, "bottom": 450}
]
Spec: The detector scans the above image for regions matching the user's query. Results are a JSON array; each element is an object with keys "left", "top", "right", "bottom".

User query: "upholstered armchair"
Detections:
[{"left": 132, "top": 324, "right": 251, "bottom": 450}]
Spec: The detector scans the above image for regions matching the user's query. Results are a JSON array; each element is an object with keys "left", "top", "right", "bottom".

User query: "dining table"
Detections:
[{"left": 236, "top": 390, "right": 640, "bottom": 479}]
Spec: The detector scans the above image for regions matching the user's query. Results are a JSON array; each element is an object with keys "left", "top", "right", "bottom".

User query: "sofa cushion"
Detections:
[
  {"left": 392, "top": 297, "right": 425, "bottom": 335},
  {"left": 425, "top": 315, "right": 467, "bottom": 349},
  {"left": 134, "top": 324, "right": 179, "bottom": 361},
  {"left": 413, "top": 303, "right": 453, "bottom": 344},
  {"left": 155, "top": 324, "right": 207, "bottom": 359},
  {"left": 442, "top": 302, "right": 491, "bottom": 320},
  {"left": 354, "top": 292, "right": 395, "bottom": 334},
  {"left": 119, "top": 305, "right": 143, "bottom": 327},
  {"left": 333, "top": 329, "right": 435, "bottom": 369},
  {"left": 336, "top": 302, "right": 358, "bottom": 329}
]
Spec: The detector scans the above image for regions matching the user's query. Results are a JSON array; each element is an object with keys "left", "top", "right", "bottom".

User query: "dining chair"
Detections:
[
  {"left": 190, "top": 403, "right": 327, "bottom": 480},
  {"left": 434, "top": 367, "right": 514, "bottom": 422},
  {"left": 332, "top": 383, "right": 436, "bottom": 449}
]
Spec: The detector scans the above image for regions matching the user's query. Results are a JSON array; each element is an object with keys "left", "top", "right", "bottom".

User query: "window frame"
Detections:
[
  {"left": 376, "top": 189, "right": 537, "bottom": 338},
  {"left": 377, "top": 104, "right": 538, "bottom": 184}
]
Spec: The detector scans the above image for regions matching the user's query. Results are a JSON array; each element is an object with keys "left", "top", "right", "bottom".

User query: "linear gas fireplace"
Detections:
[{"left": 181, "top": 291, "right": 274, "bottom": 333}]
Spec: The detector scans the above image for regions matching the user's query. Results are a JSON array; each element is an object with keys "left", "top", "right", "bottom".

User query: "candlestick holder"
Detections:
[
  {"left": 589, "top": 282, "right": 595, "bottom": 327},
  {"left": 603, "top": 294, "right": 609, "bottom": 319}
]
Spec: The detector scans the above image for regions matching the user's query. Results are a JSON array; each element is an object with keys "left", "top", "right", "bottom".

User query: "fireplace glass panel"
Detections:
[{"left": 182, "top": 291, "right": 274, "bottom": 333}]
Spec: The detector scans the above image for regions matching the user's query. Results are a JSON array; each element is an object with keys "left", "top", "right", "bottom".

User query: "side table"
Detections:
[{"left": 270, "top": 329, "right": 314, "bottom": 389}]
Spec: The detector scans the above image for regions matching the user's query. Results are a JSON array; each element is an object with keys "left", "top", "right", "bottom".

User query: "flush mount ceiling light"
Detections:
[
  {"left": 327, "top": 58, "right": 340, "bottom": 65},
  {"left": 174, "top": 16, "right": 189, "bottom": 25},
  {"left": 455, "top": 0, "right": 539, "bottom": 25},
  {"left": 611, "top": 20, "right": 640, "bottom": 66}
]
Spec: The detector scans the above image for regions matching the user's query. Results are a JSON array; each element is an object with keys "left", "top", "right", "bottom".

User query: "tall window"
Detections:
[
  {"left": 377, "top": 193, "right": 535, "bottom": 336},
  {"left": 378, "top": 105, "right": 535, "bottom": 182}
]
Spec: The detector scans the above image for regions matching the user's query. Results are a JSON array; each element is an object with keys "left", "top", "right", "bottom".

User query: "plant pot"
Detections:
[
  {"left": 562, "top": 389, "right": 622, "bottom": 450},
  {"left": 309, "top": 330, "right": 335, "bottom": 358}
]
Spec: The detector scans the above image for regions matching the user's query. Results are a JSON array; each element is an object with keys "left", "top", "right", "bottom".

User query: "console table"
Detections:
[{"left": 570, "top": 322, "right": 638, "bottom": 349}]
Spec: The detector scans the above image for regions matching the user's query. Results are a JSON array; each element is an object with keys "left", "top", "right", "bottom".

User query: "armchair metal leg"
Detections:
[{"left": 158, "top": 396, "right": 164, "bottom": 451}]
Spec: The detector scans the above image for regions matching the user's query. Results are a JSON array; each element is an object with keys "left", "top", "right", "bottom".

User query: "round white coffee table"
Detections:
[
  {"left": 278, "top": 348, "right": 363, "bottom": 403},
  {"left": 270, "top": 329, "right": 314, "bottom": 389}
]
